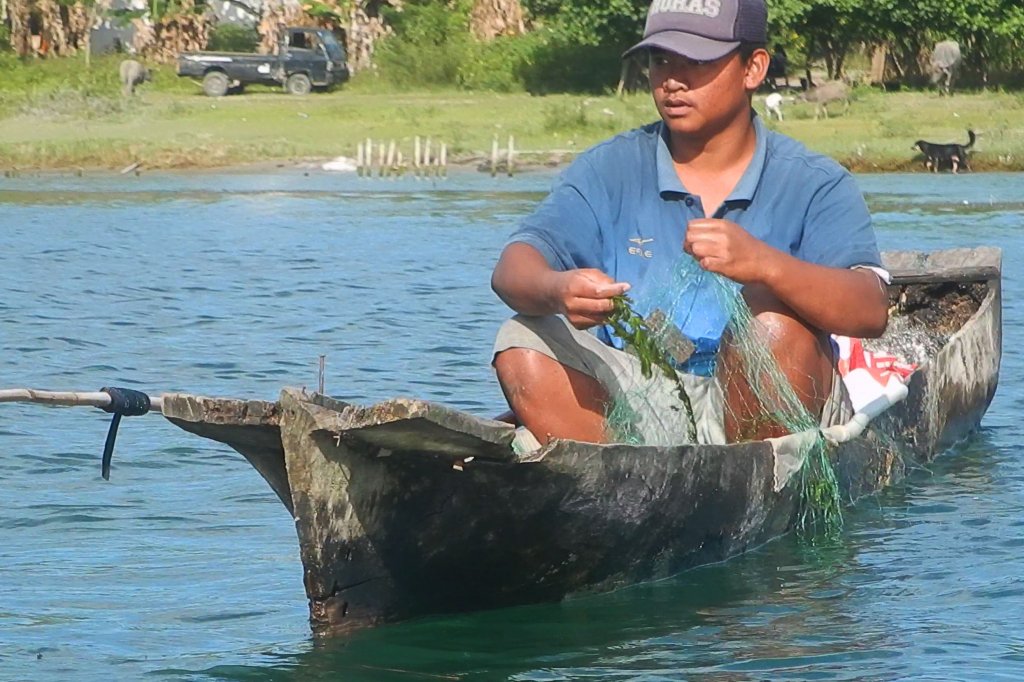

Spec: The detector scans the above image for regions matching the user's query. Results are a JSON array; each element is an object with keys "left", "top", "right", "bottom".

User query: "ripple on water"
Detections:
[{"left": 0, "top": 171, "right": 1022, "bottom": 681}]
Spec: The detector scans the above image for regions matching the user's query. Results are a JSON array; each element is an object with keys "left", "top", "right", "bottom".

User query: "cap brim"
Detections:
[{"left": 623, "top": 32, "right": 740, "bottom": 61}]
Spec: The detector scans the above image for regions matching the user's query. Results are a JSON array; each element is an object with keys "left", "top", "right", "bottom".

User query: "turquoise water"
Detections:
[{"left": 0, "top": 170, "right": 1022, "bottom": 681}]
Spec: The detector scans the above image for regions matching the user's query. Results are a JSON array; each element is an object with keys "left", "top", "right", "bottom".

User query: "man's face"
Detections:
[{"left": 648, "top": 48, "right": 756, "bottom": 138}]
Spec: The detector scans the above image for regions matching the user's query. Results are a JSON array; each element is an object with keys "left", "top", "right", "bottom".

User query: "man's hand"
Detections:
[
  {"left": 492, "top": 243, "right": 630, "bottom": 328},
  {"left": 547, "top": 269, "right": 630, "bottom": 329},
  {"left": 683, "top": 218, "right": 777, "bottom": 284},
  {"left": 682, "top": 219, "right": 888, "bottom": 338}
]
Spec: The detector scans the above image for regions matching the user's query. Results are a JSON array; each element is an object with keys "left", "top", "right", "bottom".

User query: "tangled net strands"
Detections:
[
  {"left": 605, "top": 256, "right": 843, "bottom": 534},
  {"left": 606, "top": 295, "right": 699, "bottom": 444}
]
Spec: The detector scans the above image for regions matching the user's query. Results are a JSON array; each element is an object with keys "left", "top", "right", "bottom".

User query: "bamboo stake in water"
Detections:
[
  {"left": 439, "top": 143, "right": 447, "bottom": 179},
  {"left": 491, "top": 136, "right": 499, "bottom": 178},
  {"left": 356, "top": 142, "right": 365, "bottom": 177},
  {"left": 318, "top": 355, "right": 326, "bottom": 395},
  {"left": 385, "top": 140, "right": 396, "bottom": 178},
  {"left": 507, "top": 135, "right": 515, "bottom": 177},
  {"left": 414, "top": 136, "right": 421, "bottom": 179}
]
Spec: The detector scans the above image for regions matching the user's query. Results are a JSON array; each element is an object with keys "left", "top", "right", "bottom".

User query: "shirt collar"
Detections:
[
  {"left": 655, "top": 124, "right": 686, "bottom": 195},
  {"left": 655, "top": 111, "right": 769, "bottom": 204}
]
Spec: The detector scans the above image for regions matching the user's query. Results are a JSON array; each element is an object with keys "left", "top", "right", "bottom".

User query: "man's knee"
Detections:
[
  {"left": 742, "top": 285, "right": 824, "bottom": 347},
  {"left": 753, "top": 309, "right": 823, "bottom": 356},
  {"left": 739, "top": 286, "right": 834, "bottom": 402},
  {"left": 494, "top": 345, "right": 610, "bottom": 437},
  {"left": 494, "top": 347, "right": 550, "bottom": 387}
]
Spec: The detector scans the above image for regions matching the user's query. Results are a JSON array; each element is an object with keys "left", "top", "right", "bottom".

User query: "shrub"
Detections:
[
  {"left": 519, "top": 34, "right": 623, "bottom": 94},
  {"left": 457, "top": 33, "right": 545, "bottom": 92},
  {"left": 206, "top": 23, "right": 260, "bottom": 53},
  {"left": 375, "top": 0, "right": 472, "bottom": 87},
  {"left": 371, "top": 1, "right": 629, "bottom": 94}
]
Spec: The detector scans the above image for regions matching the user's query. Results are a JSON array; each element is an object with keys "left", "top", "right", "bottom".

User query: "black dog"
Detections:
[{"left": 913, "top": 130, "right": 975, "bottom": 173}]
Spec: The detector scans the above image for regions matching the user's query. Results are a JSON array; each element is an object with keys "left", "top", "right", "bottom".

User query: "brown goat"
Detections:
[{"left": 802, "top": 80, "right": 850, "bottom": 119}]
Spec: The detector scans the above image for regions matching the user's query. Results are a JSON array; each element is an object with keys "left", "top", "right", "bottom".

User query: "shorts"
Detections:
[{"left": 493, "top": 314, "right": 852, "bottom": 449}]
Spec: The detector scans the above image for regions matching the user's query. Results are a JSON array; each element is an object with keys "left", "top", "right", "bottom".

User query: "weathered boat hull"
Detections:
[{"left": 163, "top": 247, "right": 1001, "bottom": 635}]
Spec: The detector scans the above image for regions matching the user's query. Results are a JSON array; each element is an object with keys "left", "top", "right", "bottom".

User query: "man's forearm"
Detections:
[
  {"left": 491, "top": 243, "right": 559, "bottom": 316},
  {"left": 761, "top": 251, "right": 889, "bottom": 338}
]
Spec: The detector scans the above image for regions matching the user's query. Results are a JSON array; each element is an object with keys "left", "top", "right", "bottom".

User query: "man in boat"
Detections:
[{"left": 490, "top": 0, "right": 890, "bottom": 449}]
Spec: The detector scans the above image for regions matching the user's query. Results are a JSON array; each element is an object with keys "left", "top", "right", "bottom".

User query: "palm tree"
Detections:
[
  {"left": 132, "top": 0, "right": 210, "bottom": 62},
  {"left": 470, "top": 0, "right": 524, "bottom": 41},
  {"left": 36, "top": 0, "right": 71, "bottom": 55},
  {"left": 6, "top": 0, "right": 32, "bottom": 55}
]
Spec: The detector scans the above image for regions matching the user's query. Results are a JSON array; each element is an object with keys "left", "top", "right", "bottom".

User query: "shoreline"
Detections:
[
  {"left": 2, "top": 155, "right": 1021, "bottom": 175},
  {"left": 3, "top": 89, "right": 1022, "bottom": 175}
]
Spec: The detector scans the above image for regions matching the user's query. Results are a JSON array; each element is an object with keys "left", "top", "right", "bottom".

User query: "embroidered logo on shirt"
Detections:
[{"left": 628, "top": 237, "right": 654, "bottom": 259}]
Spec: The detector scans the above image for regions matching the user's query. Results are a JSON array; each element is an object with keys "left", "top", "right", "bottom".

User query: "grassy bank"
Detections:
[{"left": 1, "top": 54, "right": 1023, "bottom": 172}]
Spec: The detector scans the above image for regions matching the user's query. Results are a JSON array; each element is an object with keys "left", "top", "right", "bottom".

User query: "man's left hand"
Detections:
[{"left": 683, "top": 218, "right": 775, "bottom": 284}]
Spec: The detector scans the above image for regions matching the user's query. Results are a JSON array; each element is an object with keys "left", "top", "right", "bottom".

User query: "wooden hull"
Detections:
[{"left": 163, "top": 247, "right": 1002, "bottom": 635}]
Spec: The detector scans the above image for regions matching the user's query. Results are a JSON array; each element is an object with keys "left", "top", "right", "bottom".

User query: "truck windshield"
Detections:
[{"left": 320, "top": 32, "right": 345, "bottom": 61}]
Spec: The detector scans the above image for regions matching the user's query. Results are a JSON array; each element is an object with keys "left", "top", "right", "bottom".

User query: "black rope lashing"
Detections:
[{"left": 98, "top": 387, "right": 152, "bottom": 480}]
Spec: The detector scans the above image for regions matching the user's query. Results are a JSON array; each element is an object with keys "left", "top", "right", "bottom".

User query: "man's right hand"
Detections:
[
  {"left": 546, "top": 269, "right": 631, "bottom": 329},
  {"left": 492, "top": 243, "right": 630, "bottom": 327}
]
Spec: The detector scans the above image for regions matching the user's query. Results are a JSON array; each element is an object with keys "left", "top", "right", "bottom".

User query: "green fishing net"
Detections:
[{"left": 605, "top": 255, "right": 843, "bottom": 533}]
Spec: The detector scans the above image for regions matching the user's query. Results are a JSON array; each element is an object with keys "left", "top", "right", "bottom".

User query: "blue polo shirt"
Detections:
[{"left": 507, "top": 115, "right": 882, "bottom": 376}]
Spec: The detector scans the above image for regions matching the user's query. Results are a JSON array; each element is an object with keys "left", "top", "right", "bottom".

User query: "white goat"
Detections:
[{"left": 765, "top": 92, "right": 784, "bottom": 121}]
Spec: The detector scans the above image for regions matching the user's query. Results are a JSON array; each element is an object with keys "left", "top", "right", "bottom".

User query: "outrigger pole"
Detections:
[
  {"left": 0, "top": 388, "right": 163, "bottom": 411},
  {"left": 0, "top": 386, "right": 161, "bottom": 480},
  {"left": 2, "top": 357, "right": 327, "bottom": 482}
]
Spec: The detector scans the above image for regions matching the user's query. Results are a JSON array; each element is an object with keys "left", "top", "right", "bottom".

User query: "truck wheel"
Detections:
[
  {"left": 286, "top": 73, "right": 312, "bottom": 96},
  {"left": 202, "top": 71, "right": 229, "bottom": 98}
]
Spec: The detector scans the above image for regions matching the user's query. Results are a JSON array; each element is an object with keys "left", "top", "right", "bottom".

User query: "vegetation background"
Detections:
[{"left": 1, "top": 0, "right": 1023, "bottom": 170}]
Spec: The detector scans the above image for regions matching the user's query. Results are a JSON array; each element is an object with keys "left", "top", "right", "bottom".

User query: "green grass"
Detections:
[
  {"left": 1, "top": 53, "right": 1023, "bottom": 171},
  {"left": 762, "top": 89, "right": 1024, "bottom": 172}
]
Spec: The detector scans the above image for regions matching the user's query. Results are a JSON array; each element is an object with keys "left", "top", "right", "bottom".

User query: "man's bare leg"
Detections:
[
  {"left": 718, "top": 284, "right": 835, "bottom": 442},
  {"left": 494, "top": 348, "right": 609, "bottom": 445}
]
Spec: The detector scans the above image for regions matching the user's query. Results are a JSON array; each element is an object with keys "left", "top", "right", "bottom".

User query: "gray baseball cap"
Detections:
[{"left": 624, "top": 0, "right": 768, "bottom": 61}]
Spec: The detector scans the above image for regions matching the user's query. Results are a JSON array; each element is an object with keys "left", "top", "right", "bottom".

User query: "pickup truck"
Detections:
[{"left": 177, "top": 27, "right": 349, "bottom": 97}]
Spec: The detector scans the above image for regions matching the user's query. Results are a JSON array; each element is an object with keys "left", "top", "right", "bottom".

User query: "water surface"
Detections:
[{"left": 1, "top": 170, "right": 1022, "bottom": 681}]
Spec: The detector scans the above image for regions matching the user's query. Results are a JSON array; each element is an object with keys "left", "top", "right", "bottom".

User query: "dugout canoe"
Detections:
[{"left": 161, "top": 246, "right": 1002, "bottom": 636}]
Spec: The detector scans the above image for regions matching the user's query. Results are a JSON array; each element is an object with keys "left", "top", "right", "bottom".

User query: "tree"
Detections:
[
  {"left": 470, "top": 0, "right": 524, "bottom": 41},
  {"left": 6, "top": 0, "right": 32, "bottom": 55},
  {"left": 766, "top": 0, "right": 868, "bottom": 81},
  {"left": 132, "top": 0, "right": 210, "bottom": 62},
  {"left": 524, "top": 0, "right": 647, "bottom": 49},
  {"left": 768, "top": 0, "right": 1022, "bottom": 86}
]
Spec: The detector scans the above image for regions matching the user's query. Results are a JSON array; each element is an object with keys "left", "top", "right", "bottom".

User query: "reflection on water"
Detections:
[{"left": 1, "top": 170, "right": 1022, "bottom": 681}]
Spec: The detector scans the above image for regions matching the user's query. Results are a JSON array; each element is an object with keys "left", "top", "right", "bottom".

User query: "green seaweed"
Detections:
[
  {"left": 798, "top": 442, "right": 844, "bottom": 535},
  {"left": 606, "top": 295, "right": 699, "bottom": 443}
]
